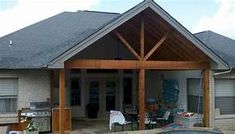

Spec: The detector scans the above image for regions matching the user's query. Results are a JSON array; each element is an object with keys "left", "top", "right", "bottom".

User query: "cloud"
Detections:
[
  {"left": 194, "top": 0, "right": 235, "bottom": 39},
  {"left": 0, "top": 0, "right": 101, "bottom": 37}
]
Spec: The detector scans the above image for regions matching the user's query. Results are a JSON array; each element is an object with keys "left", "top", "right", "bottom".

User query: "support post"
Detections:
[
  {"left": 59, "top": 69, "right": 65, "bottom": 134},
  {"left": 203, "top": 69, "right": 210, "bottom": 127},
  {"left": 138, "top": 69, "right": 145, "bottom": 130}
]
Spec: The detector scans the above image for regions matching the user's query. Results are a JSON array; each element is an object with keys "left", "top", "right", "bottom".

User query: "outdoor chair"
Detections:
[
  {"left": 109, "top": 110, "right": 133, "bottom": 131},
  {"left": 144, "top": 112, "right": 157, "bottom": 129},
  {"left": 157, "top": 111, "right": 171, "bottom": 126}
]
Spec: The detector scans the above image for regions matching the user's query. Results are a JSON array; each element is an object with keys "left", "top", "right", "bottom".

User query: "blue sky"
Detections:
[
  {"left": 0, "top": 0, "right": 234, "bottom": 39},
  {"left": 0, "top": 0, "right": 17, "bottom": 10}
]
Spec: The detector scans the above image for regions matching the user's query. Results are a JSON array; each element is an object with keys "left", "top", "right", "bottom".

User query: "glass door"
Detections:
[
  {"left": 89, "top": 81, "right": 99, "bottom": 103},
  {"left": 87, "top": 81, "right": 99, "bottom": 118},
  {"left": 105, "top": 81, "right": 116, "bottom": 111}
]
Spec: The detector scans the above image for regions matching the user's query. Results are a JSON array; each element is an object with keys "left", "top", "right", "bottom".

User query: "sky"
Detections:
[{"left": 0, "top": 0, "right": 234, "bottom": 39}]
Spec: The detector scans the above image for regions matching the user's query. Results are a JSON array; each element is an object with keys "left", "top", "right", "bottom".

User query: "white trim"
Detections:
[
  {"left": 148, "top": 3, "right": 228, "bottom": 69},
  {"left": 48, "top": 1, "right": 150, "bottom": 68},
  {"left": 0, "top": 114, "right": 18, "bottom": 124},
  {"left": 215, "top": 114, "right": 235, "bottom": 119},
  {"left": 48, "top": 0, "right": 228, "bottom": 70}
]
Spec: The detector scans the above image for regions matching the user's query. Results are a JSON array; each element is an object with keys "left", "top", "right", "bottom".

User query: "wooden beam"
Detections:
[
  {"left": 140, "top": 16, "right": 144, "bottom": 59},
  {"left": 114, "top": 31, "right": 141, "bottom": 60},
  {"left": 203, "top": 69, "right": 210, "bottom": 127},
  {"left": 66, "top": 60, "right": 138, "bottom": 69},
  {"left": 59, "top": 69, "right": 65, "bottom": 134},
  {"left": 140, "top": 61, "right": 210, "bottom": 70},
  {"left": 66, "top": 60, "right": 210, "bottom": 70},
  {"left": 144, "top": 34, "right": 167, "bottom": 60},
  {"left": 139, "top": 69, "right": 145, "bottom": 130}
]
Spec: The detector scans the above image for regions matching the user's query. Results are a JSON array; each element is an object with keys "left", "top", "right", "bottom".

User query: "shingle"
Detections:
[
  {"left": 0, "top": 11, "right": 120, "bottom": 68},
  {"left": 0, "top": 10, "right": 234, "bottom": 69},
  {"left": 195, "top": 31, "right": 235, "bottom": 68}
]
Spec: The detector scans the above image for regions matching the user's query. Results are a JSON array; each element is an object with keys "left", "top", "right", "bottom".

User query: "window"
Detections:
[
  {"left": 106, "top": 81, "right": 116, "bottom": 111},
  {"left": 187, "top": 78, "right": 203, "bottom": 114},
  {"left": 70, "top": 77, "right": 81, "bottom": 106},
  {"left": 123, "top": 78, "right": 132, "bottom": 104},
  {"left": 0, "top": 78, "right": 18, "bottom": 114},
  {"left": 215, "top": 79, "right": 235, "bottom": 115}
]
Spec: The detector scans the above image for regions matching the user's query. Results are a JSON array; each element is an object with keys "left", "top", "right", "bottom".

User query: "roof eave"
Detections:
[
  {"left": 47, "top": 0, "right": 151, "bottom": 68},
  {"left": 148, "top": 3, "right": 229, "bottom": 70},
  {"left": 48, "top": 0, "right": 229, "bottom": 70}
]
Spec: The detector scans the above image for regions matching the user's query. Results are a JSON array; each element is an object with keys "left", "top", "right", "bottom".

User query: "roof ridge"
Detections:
[
  {"left": 194, "top": 30, "right": 210, "bottom": 35},
  {"left": 77, "top": 10, "right": 120, "bottom": 15}
]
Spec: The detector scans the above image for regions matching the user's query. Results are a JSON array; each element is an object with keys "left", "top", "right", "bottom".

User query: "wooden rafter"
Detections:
[
  {"left": 114, "top": 31, "right": 141, "bottom": 60},
  {"left": 140, "top": 15, "right": 145, "bottom": 59},
  {"left": 144, "top": 33, "right": 168, "bottom": 60},
  {"left": 65, "top": 60, "right": 210, "bottom": 70}
]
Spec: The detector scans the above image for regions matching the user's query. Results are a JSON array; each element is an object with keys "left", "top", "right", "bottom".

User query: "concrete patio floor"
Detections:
[
  {"left": 50, "top": 118, "right": 235, "bottom": 134},
  {"left": 71, "top": 118, "right": 137, "bottom": 134}
]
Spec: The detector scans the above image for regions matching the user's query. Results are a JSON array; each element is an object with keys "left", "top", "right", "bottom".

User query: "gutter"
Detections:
[{"left": 213, "top": 66, "right": 232, "bottom": 76}]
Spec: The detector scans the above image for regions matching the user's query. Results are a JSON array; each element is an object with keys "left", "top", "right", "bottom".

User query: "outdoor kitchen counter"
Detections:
[{"left": 51, "top": 107, "right": 71, "bottom": 132}]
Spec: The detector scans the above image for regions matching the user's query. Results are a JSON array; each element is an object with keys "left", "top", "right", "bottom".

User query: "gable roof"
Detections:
[
  {"left": 195, "top": 31, "right": 235, "bottom": 68},
  {"left": 48, "top": 0, "right": 228, "bottom": 69},
  {"left": 0, "top": 0, "right": 229, "bottom": 69},
  {"left": 0, "top": 11, "right": 119, "bottom": 69}
]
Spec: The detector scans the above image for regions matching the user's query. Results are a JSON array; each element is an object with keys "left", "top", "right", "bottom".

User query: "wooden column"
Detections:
[
  {"left": 138, "top": 69, "right": 145, "bottom": 130},
  {"left": 59, "top": 69, "right": 65, "bottom": 134},
  {"left": 138, "top": 15, "right": 146, "bottom": 130},
  {"left": 203, "top": 69, "right": 210, "bottom": 127}
]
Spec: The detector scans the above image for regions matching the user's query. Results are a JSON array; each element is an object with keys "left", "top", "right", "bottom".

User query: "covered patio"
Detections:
[{"left": 48, "top": 1, "right": 227, "bottom": 134}]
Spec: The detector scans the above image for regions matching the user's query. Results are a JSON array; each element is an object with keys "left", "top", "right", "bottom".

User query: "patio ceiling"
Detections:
[{"left": 112, "top": 8, "right": 210, "bottom": 61}]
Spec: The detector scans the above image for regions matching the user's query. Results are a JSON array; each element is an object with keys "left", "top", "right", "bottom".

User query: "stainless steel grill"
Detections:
[{"left": 21, "top": 102, "right": 51, "bottom": 132}]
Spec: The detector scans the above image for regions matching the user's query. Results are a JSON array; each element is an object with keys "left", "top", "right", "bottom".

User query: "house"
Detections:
[{"left": 0, "top": 0, "right": 235, "bottom": 133}]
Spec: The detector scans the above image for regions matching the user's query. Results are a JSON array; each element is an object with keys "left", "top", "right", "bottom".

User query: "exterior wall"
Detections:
[
  {"left": 145, "top": 70, "right": 201, "bottom": 111},
  {"left": 215, "top": 117, "right": 235, "bottom": 130},
  {"left": 73, "top": 35, "right": 134, "bottom": 60},
  {"left": 0, "top": 70, "right": 50, "bottom": 123},
  {"left": 59, "top": 70, "right": 137, "bottom": 118},
  {"left": 213, "top": 70, "right": 235, "bottom": 130}
]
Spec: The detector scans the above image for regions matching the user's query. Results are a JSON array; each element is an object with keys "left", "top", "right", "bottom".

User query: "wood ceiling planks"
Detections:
[{"left": 112, "top": 8, "right": 210, "bottom": 62}]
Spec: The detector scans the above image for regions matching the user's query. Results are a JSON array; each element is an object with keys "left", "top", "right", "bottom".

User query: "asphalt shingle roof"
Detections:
[
  {"left": 195, "top": 31, "right": 235, "bottom": 68},
  {"left": 0, "top": 11, "right": 120, "bottom": 68},
  {"left": 0, "top": 10, "right": 234, "bottom": 69}
]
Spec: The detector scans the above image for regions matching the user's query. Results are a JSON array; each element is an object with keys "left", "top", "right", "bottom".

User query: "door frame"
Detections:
[{"left": 85, "top": 77, "right": 119, "bottom": 118}]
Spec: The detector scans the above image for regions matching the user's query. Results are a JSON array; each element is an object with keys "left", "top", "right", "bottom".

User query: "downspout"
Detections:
[
  {"left": 210, "top": 65, "right": 231, "bottom": 128},
  {"left": 213, "top": 66, "right": 232, "bottom": 76}
]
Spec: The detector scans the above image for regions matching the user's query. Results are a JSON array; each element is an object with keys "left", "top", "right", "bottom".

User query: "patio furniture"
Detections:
[
  {"left": 124, "top": 110, "right": 138, "bottom": 130},
  {"left": 109, "top": 110, "right": 132, "bottom": 131},
  {"left": 157, "top": 111, "right": 171, "bottom": 126},
  {"left": 144, "top": 112, "right": 157, "bottom": 129}
]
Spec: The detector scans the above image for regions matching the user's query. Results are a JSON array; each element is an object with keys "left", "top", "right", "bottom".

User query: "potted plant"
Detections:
[{"left": 20, "top": 116, "right": 39, "bottom": 134}]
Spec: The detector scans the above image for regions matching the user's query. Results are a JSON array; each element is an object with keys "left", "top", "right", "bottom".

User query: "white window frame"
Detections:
[
  {"left": 0, "top": 78, "right": 18, "bottom": 115},
  {"left": 187, "top": 78, "right": 203, "bottom": 114},
  {"left": 215, "top": 78, "right": 235, "bottom": 116}
]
